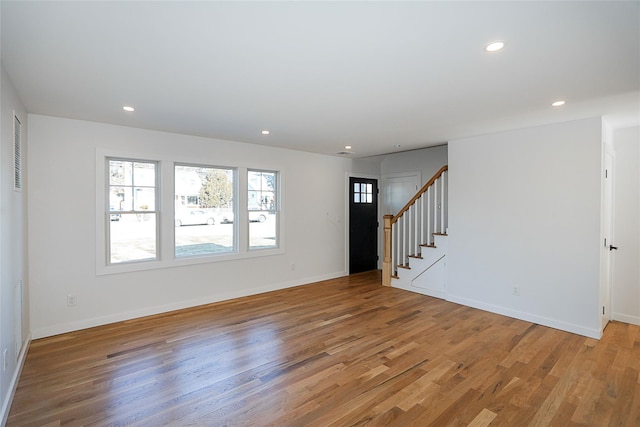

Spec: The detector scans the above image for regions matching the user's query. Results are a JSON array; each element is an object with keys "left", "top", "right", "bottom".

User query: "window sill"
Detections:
[{"left": 96, "top": 246, "right": 284, "bottom": 276}]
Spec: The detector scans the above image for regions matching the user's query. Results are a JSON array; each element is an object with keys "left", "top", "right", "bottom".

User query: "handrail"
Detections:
[
  {"left": 383, "top": 165, "right": 448, "bottom": 286},
  {"left": 391, "top": 165, "right": 448, "bottom": 224}
]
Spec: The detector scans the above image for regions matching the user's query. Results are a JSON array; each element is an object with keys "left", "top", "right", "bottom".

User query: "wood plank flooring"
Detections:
[{"left": 7, "top": 271, "right": 640, "bottom": 426}]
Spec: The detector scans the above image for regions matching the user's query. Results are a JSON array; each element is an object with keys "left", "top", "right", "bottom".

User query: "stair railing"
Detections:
[{"left": 382, "top": 165, "right": 448, "bottom": 286}]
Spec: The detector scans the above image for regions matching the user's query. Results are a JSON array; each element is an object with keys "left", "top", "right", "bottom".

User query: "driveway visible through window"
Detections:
[{"left": 175, "top": 164, "right": 235, "bottom": 257}]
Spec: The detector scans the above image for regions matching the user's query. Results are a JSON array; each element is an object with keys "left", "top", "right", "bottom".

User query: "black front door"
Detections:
[{"left": 349, "top": 177, "right": 378, "bottom": 274}]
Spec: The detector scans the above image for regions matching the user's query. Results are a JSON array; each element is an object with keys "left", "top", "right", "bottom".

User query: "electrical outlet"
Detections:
[
  {"left": 67, "top": 294, "right": 77, "bottom": 306},
  {"left": 512, "top": 286, "right": 521, "bottom": 296}
]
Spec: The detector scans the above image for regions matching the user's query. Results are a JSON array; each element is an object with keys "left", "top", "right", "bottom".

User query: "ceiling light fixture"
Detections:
[
  {"left": 261, "top": 130, "right": 270, "bottom": 135},
  {"left": 345, "top": 145, "right": 352, "bottom": 150},
  {"left": 551, "top": 100, "right": 566, "bottom": 107},
  {"left": 485, "top": 41, "right": 505, "bottom": 52},
  {"left": 122, "top": 106, "right": 135, "bottom": 112}
]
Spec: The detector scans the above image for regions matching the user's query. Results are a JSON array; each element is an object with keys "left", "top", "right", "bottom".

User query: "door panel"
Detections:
[
  {"left": 601, "top": 150, "right": 615, "bottom": 330},
  {"left": 382, "top": 173, "right": 419, "bottom": 215},
  {"left": 349, "top": 177, "right": 378, "bottom": 274}
]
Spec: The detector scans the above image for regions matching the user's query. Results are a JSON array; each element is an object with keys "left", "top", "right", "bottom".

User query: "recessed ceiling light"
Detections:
[
  {"left": 122, "top": 106, "right": 135, "bottom": 112},
  {"left": 345, "top": 145, "right": 352, "bottom": 150},
  {"left": 261, "top": 130, "right": 270, "bottom": 135},
  {"left": 552, "top": 100, "right": 566, "bottom": 107},
  {"left": 485, "top": 41, "right": 505, "bottom": 52}
]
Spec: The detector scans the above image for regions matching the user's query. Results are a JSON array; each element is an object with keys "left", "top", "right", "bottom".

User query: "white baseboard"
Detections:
[
  {"left": 612, "top": 312, "right": 640, "bottom": 326},
  {"left": 31, "top": 272, "right": 347, "bottom": 339},
  {"left": 446, "top": 294, "right": 602, "bottom": 339},
  {"left": 1, "top": 333, "right": 31, "bottom": 427}
]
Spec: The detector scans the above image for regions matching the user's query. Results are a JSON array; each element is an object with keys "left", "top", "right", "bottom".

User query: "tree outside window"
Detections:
[{"left": 175, "top": 165, "right": 235, "bottom": 257}]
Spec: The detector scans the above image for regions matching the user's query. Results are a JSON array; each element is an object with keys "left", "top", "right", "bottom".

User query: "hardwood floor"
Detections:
[{"left": 7, "top": 271, "right": 640, "bottom": 426}]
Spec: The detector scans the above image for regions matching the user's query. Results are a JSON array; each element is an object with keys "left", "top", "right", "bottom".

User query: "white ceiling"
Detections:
[{"left": 2, "top": 1, "right": 639, "bottom": 158}]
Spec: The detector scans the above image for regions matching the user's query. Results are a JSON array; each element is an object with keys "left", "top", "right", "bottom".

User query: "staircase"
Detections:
[{"left": 382, "top": 165, "right": 448, "bottom": 298}]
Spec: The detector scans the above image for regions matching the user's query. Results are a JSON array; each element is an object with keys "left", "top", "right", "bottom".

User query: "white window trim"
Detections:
[
  {"left": 247, "top": 168, "right": 281, "bottom": 251},
  {"left": 174, "top": 162, "right": 238, "bottom": 259},
  {"left": 95, "top": 149, "right": 284, "bottom": 276},
  {"left": 106, "top": 157, "right": 161, "bottom": 266}
]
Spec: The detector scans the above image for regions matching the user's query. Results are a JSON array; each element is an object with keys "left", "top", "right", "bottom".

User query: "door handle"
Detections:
[{"left": 609, "top": 245, "right": 618, "bottom": 251}]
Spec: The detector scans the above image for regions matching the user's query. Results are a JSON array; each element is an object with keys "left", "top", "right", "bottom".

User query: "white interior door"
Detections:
[
  {"left": 382, "top": 172, "right": 420, "bottom": 216},
  {"left": 601, "top": 148, "right": 615, "bottom": 330}
]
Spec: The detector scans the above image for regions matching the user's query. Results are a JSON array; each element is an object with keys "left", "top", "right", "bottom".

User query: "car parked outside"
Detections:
[
  {"left": 175, "top": 209, "right": 218, "bottom": 226},
  {"left": 249, "top": 211, "right": 267, "bottom": 222},
  {"left": 214, "top": 211, "right": 269, "bottom": 223}
]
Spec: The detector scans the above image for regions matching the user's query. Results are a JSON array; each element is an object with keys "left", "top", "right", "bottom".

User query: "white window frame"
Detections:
[
  {"left": 96, "top": 149, "right": 284, "bottom": 276},
  {"left": 248, "top": 169, "right": 280, "bottom": 251},
  {"left": 105, "top": 156, "right": 161, "bottom": 266},
  {"left": 174, "top": 162, "right": 238, "bottom": 259}
]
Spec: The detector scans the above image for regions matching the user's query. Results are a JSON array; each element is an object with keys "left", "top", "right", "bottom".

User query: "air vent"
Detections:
[
  {"left": 14, "top": 115, "right": 22, "bottom": 191},
  {"left": 336, "top": 151, "right": 354, "bottom": 155}
]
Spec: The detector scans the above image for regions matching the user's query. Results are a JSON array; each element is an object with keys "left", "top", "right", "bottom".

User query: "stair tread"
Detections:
[
  {"left": 433, "top": 232, "right": 448, "bottom": 236},
  {"left": 396, "top": 264, "right": 411, "bottom": 270},
  {"left": 420, "top": 243, "right": 436, "bottom": 248},
  {"left": 408, "top": 254, "right": 423, "bottom": 259}
]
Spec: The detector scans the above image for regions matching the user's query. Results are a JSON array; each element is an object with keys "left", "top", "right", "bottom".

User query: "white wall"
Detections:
[
  {"left": 350, "top": 155, "right": 382, "bottom": 177},
  {"left": 380, "top": 145, "right": 448, "bottom": 187},
  {"left": 448, "top": 117, "right": 603, "bottom": 338},
  {"left": 27, "top": 115, "right": 352, "bottom": 339},
  {"left": 611, "top": 126, "right": 640, "bottom": 324},
  {"left": 352, "top": 145, "right": 448, "bottom": 190},
  {"left": 0, "top": 66, "right": 29, "bottom": 424}
]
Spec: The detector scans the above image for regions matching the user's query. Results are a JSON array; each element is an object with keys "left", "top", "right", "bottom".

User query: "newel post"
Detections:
[{"left": 382, "top": 214, "right": 393, "bottom": 286}]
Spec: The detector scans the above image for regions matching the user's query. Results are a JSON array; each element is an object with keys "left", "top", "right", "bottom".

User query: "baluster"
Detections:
[
  {"left": 402, "top": 215, "right": 406, "bottom": 265},
  {"left": 427, "top": 186, "right": 432, "bottom": 244},
  {"left": 420, "top": 193, "right": 425, "bottom": 246},
  {"left": 406, "top": 207, "right": 411, "bottom": 258},
  {"left": 443, "top": 171, "right": 448, "bottom": 232},
  {"left": 396, "top": 216, "right": 400, "bottom": 268},
  {"left": 416, "top": 196, "right": 421, "bottom": 254},
  {"left": 439, "top": 173, "right": 444, "bottom": 232},
  {"left": 412, "top": 203, "right": 420, "bottom": 256},
  {"left": 434, "top": 177, "right": 440, "bottom": 234},
  {"left": 405, "top": 212, "right": 410, "bottom": 263},
  {"left": 408, "top": 209, "right": 413, "bottom": 259},
  {"left": 398, "top": 217, "right": 404, "bottom": 265},
  {"left": 404, "top": 214, "right": 409, "bottom": 264},
  {"left": 409, "top": 205, "right": 414, "bottom": 256}
]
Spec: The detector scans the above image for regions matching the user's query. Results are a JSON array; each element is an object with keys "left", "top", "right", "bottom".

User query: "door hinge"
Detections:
[
  {"left": 603, "top": 306, "right": 605, "bottom": 315},
  {"left": 377, "top": 255, "right": 379, "bottom": 261},
  {"left": 377, "top": 188, "right": 379, "bottom": 194},
  {"left": 377, "top": 222, "right": 379, "bottom": 227}
]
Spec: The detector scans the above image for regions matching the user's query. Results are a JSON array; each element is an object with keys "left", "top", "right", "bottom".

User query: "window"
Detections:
[
  {"left": 107, "top": 159, "right": 158, "bottom": 264},
  {"left": 353, "top": 182, "right": 373, "bottom": 204},
  {"left": 248, "top": 170, "right": 278, "bottom": 250},
  {"left": 99, "top": 154, "right": 282, "bottom": 274},
  {"left": 175, "top": 164, "right": 235, "bottom": 257}
]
